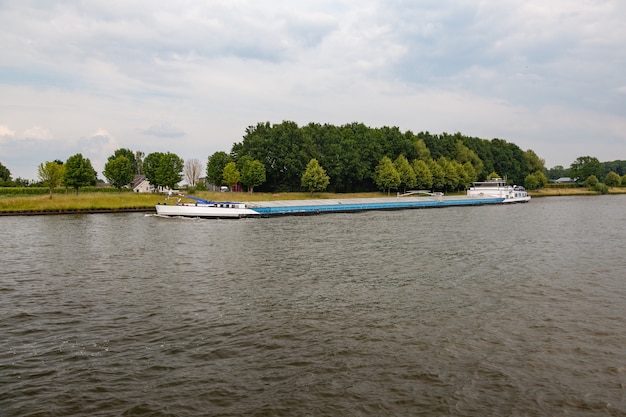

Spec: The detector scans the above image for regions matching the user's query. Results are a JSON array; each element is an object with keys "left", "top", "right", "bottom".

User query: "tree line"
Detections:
[
  {"left": 222, "top": 121, "right": 546, "bottom": 193},
  {"left": 2, "top": 121, "right": 625, "bottom": 194}
]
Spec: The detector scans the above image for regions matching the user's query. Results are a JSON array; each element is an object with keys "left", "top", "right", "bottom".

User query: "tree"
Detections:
[
  {"left": 63, "top": 153, "right": 96, "bottom": 194},
  {"left": 524, "top": 171, "right": 548, "bottom": 190},
  {"left": 374, "top": 156, "right": 400, "bottom": 195},
  {"left": 546, "top": 165, "right": 568, "bottom": 180},
  {"left": 184, "top": 158, "right": 203, "bottom": 188},
  {"left": 38, "top": 161, "right": 65, "bottom": 198},
  {"left": 301, "top": 158, "right": 330, "bottom": 195},
  {"left": 222, "top": 162, "right": 240, "bottom": 190},
  {"left": 206, "top": 151, "right": 231, "bottom": 187},
  {"left": 144, "top": 152, "right": 184, "bottom": 190},
  {"left": 412, "top": 159, "right": 433, "bottom": 190},
  {"left": 135, "top": 151, "right": 144, "bottom": 175},
  {"left": 524, "top": 149, "right": 545, "bottom": 174},
  {"left": 414, "top": 139, "right": 431, "bottom": 161},
  {"left": 456, "top": 141, "right": 483, "bottom": 178},
  {"left": 110, "top": 148, "right": 137, "bottom": 175},
  {"left": 428, "top": 159, "right": 445, "bottom": 191},
  {"left": 394, "top": 154, "right": 416, "bottom": 193},
  {"left": 0, "top": 162, "right": 11, "bottom": 186},
  {"left": 604, "top": 171, "right": 621, "bottom": 187},
  {"left": 240, "top": 159, "right": 266, "bottom": 193},
  {"left": 103, "top": 155, "right": 134, "bottom": 190},
  {"left": 584, "top": 175, "right": 599, "bottom": 187},
  {"left": 570, "top": 156, "right": 602, "bottom": 183},
  {"left": 438, "top": 157, "right": 459, "bottom": 192}
]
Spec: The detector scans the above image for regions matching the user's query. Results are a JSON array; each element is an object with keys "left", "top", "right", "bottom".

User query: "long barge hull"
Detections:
[{"left": 246, "top": 196, "right": 505, "bottom": 217}]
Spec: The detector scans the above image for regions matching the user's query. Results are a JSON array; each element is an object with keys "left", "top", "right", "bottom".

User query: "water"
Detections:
[{"left": 1, "top": 195, "right": 625, "bottom": 416}]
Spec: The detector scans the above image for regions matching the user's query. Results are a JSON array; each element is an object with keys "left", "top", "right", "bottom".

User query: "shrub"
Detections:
[{"left": 591, "top": 182, "right": 609, "bottom": 194}]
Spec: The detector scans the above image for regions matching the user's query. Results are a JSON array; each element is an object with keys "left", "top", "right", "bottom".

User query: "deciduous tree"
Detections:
[
  {"left": 301, "top": 158, "right": 330, "bottom": 195},
  {"left": 103, "top": 155, "right": 134, "bottom": 190},
  {"left": 222, "top": 162, "right": 240, "bottom": 190},
  {"left": 604, "top": 171, "right": 621, "bottom": 187},
  {"left": 63, "top": 153, "right": 96, "bottom": 194},
  {"left": 184, "top": 158, "right": 203, "bottom": 188},
  {"left": 144, "top": 152, "right": 184, "bottom": 190},
  {"left": 394, "top": 155, "right": 416, "bottom": 193},
  {"left": 240, "top": 159, "right": 266, "bottom": 193},
  {"left": 0, "top": 162, "right": 11, "bottom": 185},
  {"left": 412, "top": 159, "right": 433, "bottom": 190},
  {"left": 374, "top": 156, "right": 400, "bottom": 195},
  {"left": 206, "top": 151, "right": 231, "bottom": 187},
  {"left": 570, "top": 156, "right": 602, "bottom": 183},
  {"left": 38, "top": 160, "right": 65, "bottom": 197}
]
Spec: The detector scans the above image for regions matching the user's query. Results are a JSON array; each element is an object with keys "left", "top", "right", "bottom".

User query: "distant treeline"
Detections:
[{"left": 231, "top": 121, "right": 542, "bottom": 192}]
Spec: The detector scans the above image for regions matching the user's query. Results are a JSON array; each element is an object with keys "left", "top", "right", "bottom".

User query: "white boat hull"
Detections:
[
  {"left": 467, "top": 179, "right": 531, "bottom": 203},
  {"left": 155, "top": 203, "right": 260, "bottom": 218}
]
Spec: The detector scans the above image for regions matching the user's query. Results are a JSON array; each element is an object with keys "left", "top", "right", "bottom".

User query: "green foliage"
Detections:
[
  {"left": 222, "top": 162, "right": 240, "bottom": 189},
  {"left": 604, "top": 171, "right": 621, "bottom": 187},
  {"left": 394, "top": 155, "right": 416, "bottom": 193},
  {"left": 63, "top": 153, "right": 97, "bottom": 194},
  {"left": 601, "top": 160, "right": 626, "bottom": 177},
  {"left": 301, "top": 159, "right": 330, "bottom": 194},
  {"left": 591, "top": 182, "right": 609, "bottom": 194},
  {"left": 622, "top": 175, "right": 626, "bottom": 187},
  {"left": 546, "top": 165, "right": 569, "bottom": 180},
  {"left": 455, "top": 141, "right": 483, "bottom": 178},
  {"left": 228, "top": 121, "right": 539, "bottom": 192},
  {"left": 487, "top": 171, "right": 500, "bottom": 180},
  {"left": 584, "top": 175, "right": 599, "bottom": 187},
  {"left": 570, "top": 156, "right": 602, "bottom": 183},
  {"left": 206, "top": 151, "right": 231, "bottom": 186},
  {"left": 428, "top": 159, "right": 445, "bottom": 190},
  {"left": 374, "top": 156, "right": 400, "bottom": 195},
  {"left": 144, "top": 152, "right": 184, "bottom": 190},
  {"left": 524, "top": 149, "right": 545, "bottom": 173},
  {"left": 111, "top": 148, "right": 138, "bottom": 174},
  {"left": 38, "top": 161, "right": 65, "bottom": 197},
  {"left": 412, "top": 159, "right": 433, "bottom": 190},
  {"left": 0, "top": 186, "right": 127, "bottom": 196},
  {"left": 525, "top": 171, "right": 548, "bottom": 190},
  {"left": 0, "top": 162, "right": 11, "bottom": 185},
  {"left": 240, "top": 159, "right": 266, "bottom": 192},
  {"left": 103, "top": 155, "right": 134, "bottom": 190},
  {"left": 414, "top": 139, "right": 431, "bottom": 161}
]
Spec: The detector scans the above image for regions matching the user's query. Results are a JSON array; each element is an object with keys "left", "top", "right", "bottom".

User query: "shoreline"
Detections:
[{"left": 1, "top": 188, "right": 625, "bottom": 216}]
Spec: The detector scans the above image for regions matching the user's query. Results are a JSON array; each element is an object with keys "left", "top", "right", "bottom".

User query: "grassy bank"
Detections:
[
  {"left": 528, "top": 187, "right": 626, "bottom": 197},
  {"left": 0, "top": 191, "right": 390, "bottom": 214},
  {"left": 1, "top": 187, "right": 625, "bottom": 214}
]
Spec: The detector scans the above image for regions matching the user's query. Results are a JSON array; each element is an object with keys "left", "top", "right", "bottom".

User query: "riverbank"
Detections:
[{"left": 1, "top": 187, "right": 625, "bottom": 215}]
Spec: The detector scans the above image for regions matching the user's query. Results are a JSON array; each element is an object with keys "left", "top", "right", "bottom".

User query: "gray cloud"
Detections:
[
  {"left": 1, "top": 0, "right": 625, "bottom": 179},
  {"left": 142, "top": 123, "right": 186, "bottom": 138}
]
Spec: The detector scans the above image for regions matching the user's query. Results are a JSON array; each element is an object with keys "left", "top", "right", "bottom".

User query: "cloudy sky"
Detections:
[{"left": 1, "top": 0, "right": 625, "bottom": 180}]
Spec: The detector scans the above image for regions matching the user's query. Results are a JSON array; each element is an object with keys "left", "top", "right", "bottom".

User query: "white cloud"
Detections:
[
  {"left": 0, "top": 125, "right": 16, "bottom": 137},
  {"left": 23, "top": 126, "right": 52, "bottom": 140},
  {"left": 1, "top": 0, "right": 625, "bottom": 180}
]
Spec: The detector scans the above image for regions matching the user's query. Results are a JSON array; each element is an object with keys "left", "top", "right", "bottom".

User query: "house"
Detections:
[
  {"left": 132, "top": 175, "right": 153, "bottom": 193},
  {"left": 554, "top": 177, "right": 577, "bottom": 183}
]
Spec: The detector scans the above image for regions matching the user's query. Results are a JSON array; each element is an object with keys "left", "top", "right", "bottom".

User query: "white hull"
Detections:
[
  {"left": 467, "top": 179, "right": 531, "bottom": 203},
  {"left": 155, "top": 203, "right": 260, "bottom": 218}
]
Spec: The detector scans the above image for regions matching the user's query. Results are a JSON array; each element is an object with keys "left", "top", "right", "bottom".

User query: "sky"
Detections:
[{"left": 1, "top": 0, "right": 625, "bottom": 181}]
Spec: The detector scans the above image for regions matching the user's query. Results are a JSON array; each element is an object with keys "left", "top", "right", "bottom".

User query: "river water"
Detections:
[{"left": 1, "top": 195, "right": 625, "bottom": 416}]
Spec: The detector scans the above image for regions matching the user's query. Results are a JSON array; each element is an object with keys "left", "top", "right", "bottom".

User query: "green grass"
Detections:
[
  {"left": 2, "top": 187, "right": 625, "bottom": 214},
  {"left": 0, "top": 191, "right": 391, "bottom": 213}
]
